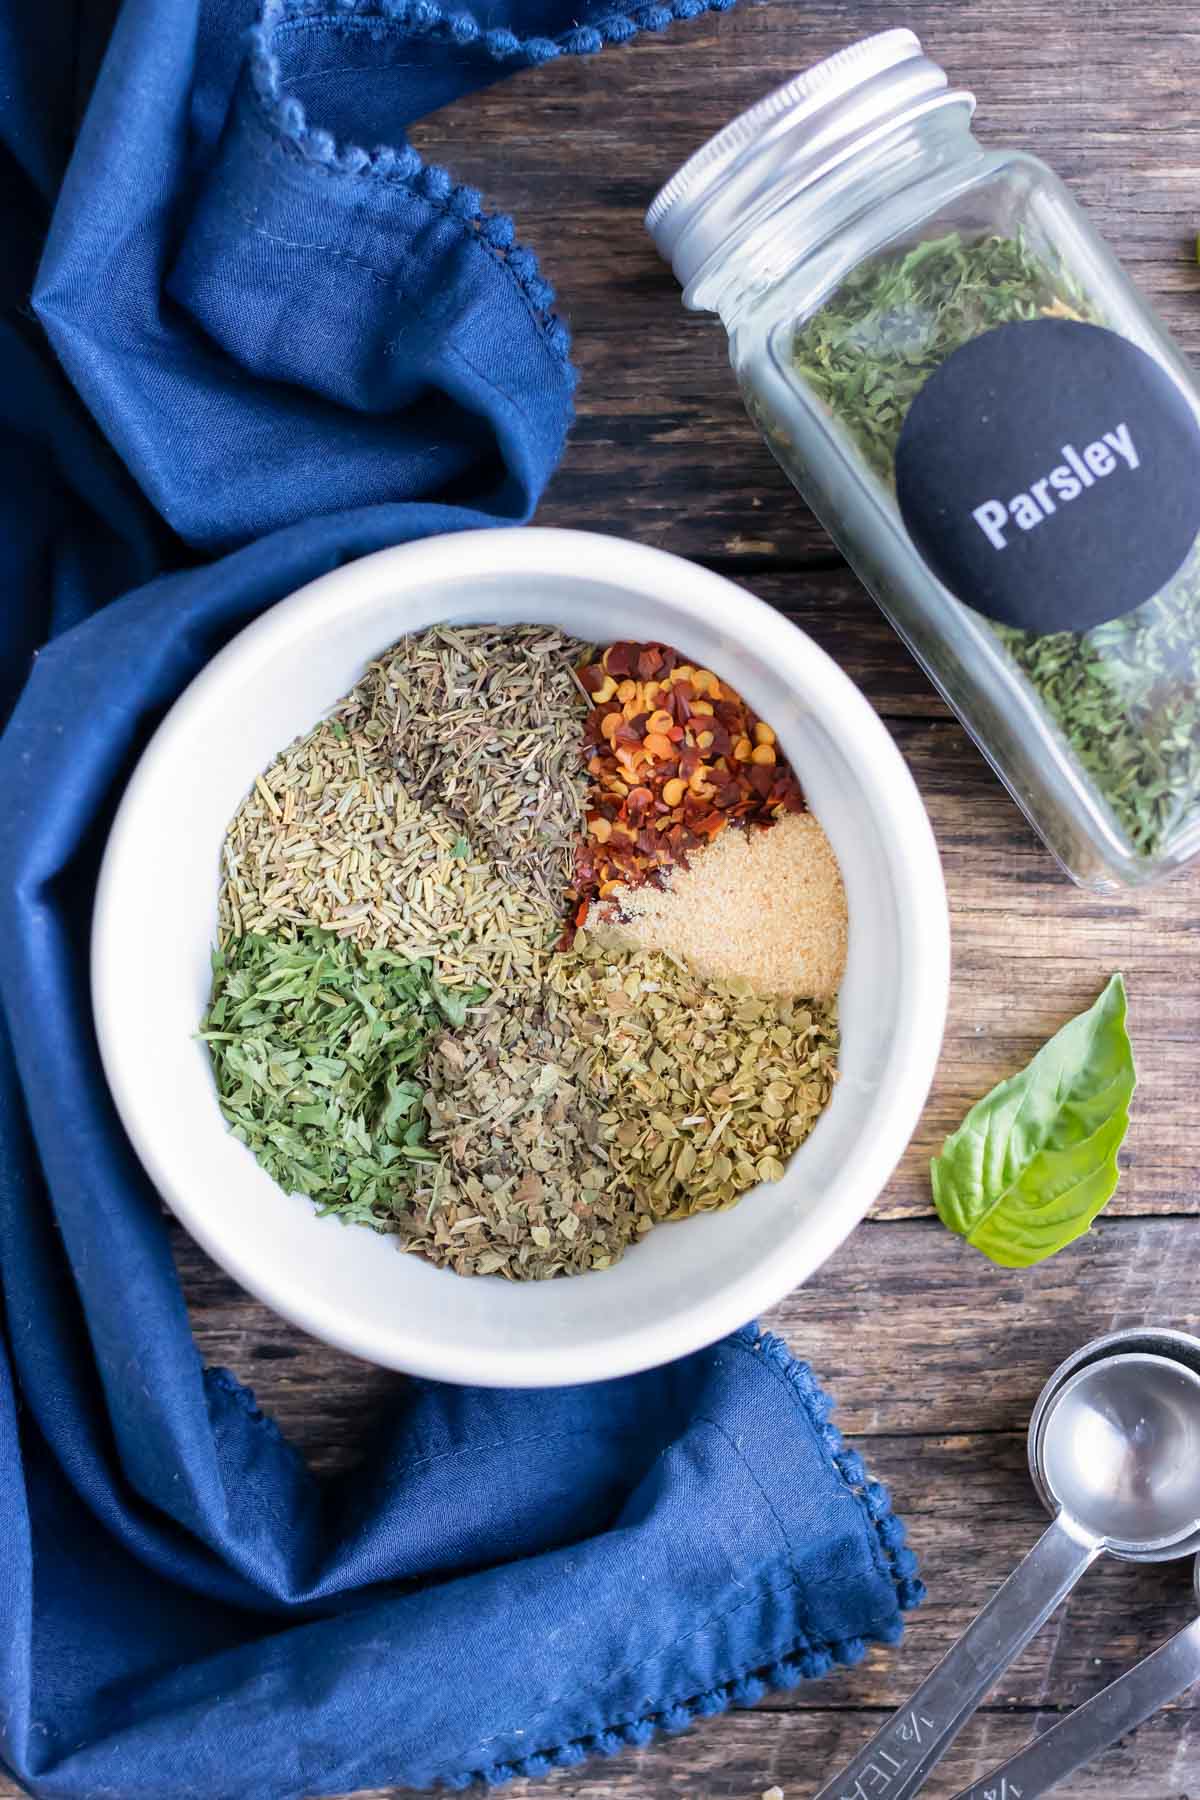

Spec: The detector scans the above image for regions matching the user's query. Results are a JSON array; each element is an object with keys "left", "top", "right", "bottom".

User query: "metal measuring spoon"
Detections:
[
  {"left": 811, "top": 1334, "right": 1200, "bottom": 1800},
  {"left": 953, "top": 1552, "right": 1200, "bottom": 1799}
]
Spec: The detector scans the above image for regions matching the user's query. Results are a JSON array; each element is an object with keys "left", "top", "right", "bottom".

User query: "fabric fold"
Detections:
[
  {"left": 0, "top": 0, "right": 922, "bottom": 1793},
  {"left": 4, "top": 1326, "right": 919, "bottom": 1798}
]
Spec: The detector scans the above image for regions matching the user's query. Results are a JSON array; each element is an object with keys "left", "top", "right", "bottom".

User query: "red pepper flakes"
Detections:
[{"left": 564, "top": 641, "right": 806, "bottom": 938}]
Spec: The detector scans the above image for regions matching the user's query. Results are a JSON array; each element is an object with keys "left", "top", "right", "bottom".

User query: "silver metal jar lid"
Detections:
[{"left": 646, "top": 29, "right": 975, "bottom": 302}]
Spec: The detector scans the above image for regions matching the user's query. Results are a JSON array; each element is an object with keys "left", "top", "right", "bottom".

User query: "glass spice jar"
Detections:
[{"left": 647, "top": 29, "right": 1200, "bottom": 890}]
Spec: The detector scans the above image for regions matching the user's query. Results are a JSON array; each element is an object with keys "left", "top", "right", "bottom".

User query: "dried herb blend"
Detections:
[
  {"left": 791, "top": 231, "right": 1200, "bottom": 859},
  {"left": 571, "top": 641, "right": 806, "bottom": 926},
  {"left": 201, "top": 928, "right": 481, "bottom": 1228},
  {"left": 208, "top": 623, "right": 846, "bottom": 1279}
]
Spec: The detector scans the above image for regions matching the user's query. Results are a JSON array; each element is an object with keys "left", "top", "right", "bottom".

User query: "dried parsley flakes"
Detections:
[
  {"left": 792, "top": 233, "right": 1083, "bottom": 486},
  {"left": 200, "top": 929, "right": 483, "bottom": 1229},
  {"left": 791, "top": 230, "right": 1200, "bottom": 861}
]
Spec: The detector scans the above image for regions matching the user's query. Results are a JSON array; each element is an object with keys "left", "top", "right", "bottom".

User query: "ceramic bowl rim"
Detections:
[{"left": 91, "top": 527, "right": 950, "bottom": 1385}]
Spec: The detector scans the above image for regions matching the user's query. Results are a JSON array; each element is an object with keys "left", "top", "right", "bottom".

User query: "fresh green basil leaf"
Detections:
[{"left": 931, "top": 973, "right": 1135, "bottom": 1268}]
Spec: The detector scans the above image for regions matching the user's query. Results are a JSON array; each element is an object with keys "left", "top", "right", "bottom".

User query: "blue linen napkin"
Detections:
[{"left": 0, "top": 1, "right": 923, "bottom": 1794}]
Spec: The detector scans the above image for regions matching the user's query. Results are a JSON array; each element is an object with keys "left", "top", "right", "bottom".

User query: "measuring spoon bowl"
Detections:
[
  {"left": 809, "top": 1336, "right": 1200, "bottom": 1800},
  {"left": 1028, "top": 1328, "right": 1200, "bottom": 1560},
  {"left": 1033, "top": 1353, "right": 1200, "bottom": 1557}
]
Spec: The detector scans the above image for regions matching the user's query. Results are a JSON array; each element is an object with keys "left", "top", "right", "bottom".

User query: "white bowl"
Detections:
[{"left": 93, "top": 528, "right": 949, "bottom": 1386}]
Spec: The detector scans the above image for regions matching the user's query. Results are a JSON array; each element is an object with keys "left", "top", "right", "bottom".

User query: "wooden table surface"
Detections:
[{"left": 10, "top": 5, "right": 1199, "bottom": 1798}]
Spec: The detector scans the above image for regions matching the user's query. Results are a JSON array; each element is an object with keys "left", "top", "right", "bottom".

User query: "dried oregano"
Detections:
[
  {"left": 551, "top": 934, "right": 839, "bottom": 1220},
  {"left": 791, "top": 230, "right": 1200, "bottom": 859}
]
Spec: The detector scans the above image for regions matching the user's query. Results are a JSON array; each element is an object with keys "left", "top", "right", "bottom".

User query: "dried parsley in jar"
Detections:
[{"left": 649, "top": 30, "right": 1200, "bottom": 888}]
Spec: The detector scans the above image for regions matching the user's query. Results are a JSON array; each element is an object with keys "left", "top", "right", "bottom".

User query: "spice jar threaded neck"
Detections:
[{"left": 646, "top": 29, "right": 976, "bottom": 322}]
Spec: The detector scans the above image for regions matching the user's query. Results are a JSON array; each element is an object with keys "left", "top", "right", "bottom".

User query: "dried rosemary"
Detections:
[
  {"left": 791, "top": 231, "right": 1200, "bottom": 860},
  {"left": 217, "top": 657, "right": 558, "bottom": 989}
]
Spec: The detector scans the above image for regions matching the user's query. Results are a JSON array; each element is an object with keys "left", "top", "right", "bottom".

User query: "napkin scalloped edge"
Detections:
[
  {"left": 450, "top": 1324, "right": 924, "bottom": 1788},
  {"left": 247, "top": 0, "right": 742, "bottom": 385}
]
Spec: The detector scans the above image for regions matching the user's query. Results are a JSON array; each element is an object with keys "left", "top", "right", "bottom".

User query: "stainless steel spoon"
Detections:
[
  {"left": 952, "top": 1552, "right": 1200, "bottom": 1800},
  {"left": 810, "top": 1334, "right": 1200, "bottom": 1800}
]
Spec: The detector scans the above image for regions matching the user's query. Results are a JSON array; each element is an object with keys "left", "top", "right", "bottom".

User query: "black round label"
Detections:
[{"left": 894, "top": 319, "right": 1200, "bottom": 633}]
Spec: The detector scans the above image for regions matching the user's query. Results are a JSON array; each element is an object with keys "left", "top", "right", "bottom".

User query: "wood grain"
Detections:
[
  {"left": 334, "top": 1708, "right": 1200, "bottom": 1800},
  {"left": 6, "top": 5, "right": 1194, "bottom": 1799},
  {"left": 175, "top": 1214, "right": 1200, "bottom": 1458},
  {"left": 412, "top": 0, "right": 1200, "bottom": 567}
]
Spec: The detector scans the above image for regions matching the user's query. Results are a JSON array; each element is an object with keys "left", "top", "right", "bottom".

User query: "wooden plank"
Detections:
[
  {"left": 409, "top": 0, "right": 1200, "bottom": 562},
  {"left": 771, "top": 1216, "right": 1200, "bottom": 1440},
  {"left": 2, "top": 1708, "right": 1198, "bottom": 1800},
  {"left": 175, "top": 1214, "right": 1200, "bottom": 1453},
  {"left": 2, "top": 1705, "right": 1195, "bottom": 1800},
  {"left": 778, "top": 1427, "right": 1199, "bottom": 1712},
  {"left": 714, "top": 569, "right": 951, "bottom": 721},
  {"left": 870, "top": 719, "right": 1200, "bottom": 1220},
  {"left": 328, "top": 1705, "right": 1199, "bottom": 1800}
]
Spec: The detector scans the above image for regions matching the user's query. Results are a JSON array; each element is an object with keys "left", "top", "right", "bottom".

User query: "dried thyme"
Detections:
[
  {"left": 370, "top": 624, "right": 591, "bottom": 911},
  {"left": 200, "top": 929, "right": 482, "bottom": 1228},
  {"left": 791, "top": 230, "right": 1200, "bottom": 859},
  {"left": 552, "top": 935, "right": 839, "bottom": 1219}
]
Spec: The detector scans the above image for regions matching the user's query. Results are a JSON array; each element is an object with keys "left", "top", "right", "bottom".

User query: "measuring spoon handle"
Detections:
[
  {"left": 952, "top": 1613, "right": 1200, "bottom": 1800},
  {"left": 811, "top": 1516, "right": 1100, "bottom": 1800}
]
